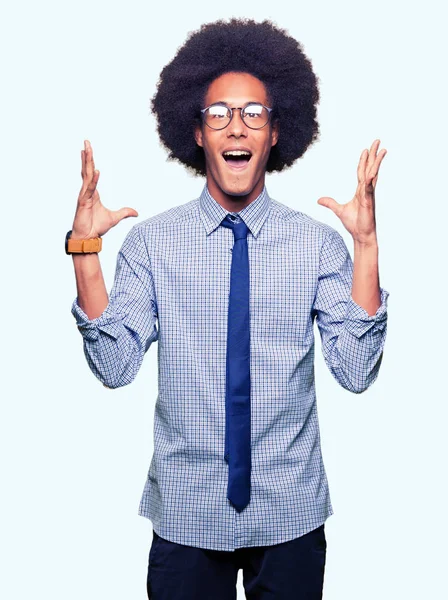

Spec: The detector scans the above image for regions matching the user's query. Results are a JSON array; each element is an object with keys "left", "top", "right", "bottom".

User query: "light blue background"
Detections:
[{"left": 1, "top": 0, "right": 446, "bottom": 598}]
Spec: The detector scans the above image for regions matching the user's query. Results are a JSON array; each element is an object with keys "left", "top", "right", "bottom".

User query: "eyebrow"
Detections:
[{"left": 207, "top": 101, "right": 263, "bottom": 107}]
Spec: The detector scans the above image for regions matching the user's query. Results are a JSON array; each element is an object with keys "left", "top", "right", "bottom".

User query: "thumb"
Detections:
[
  {"left": 112, "top": 207, "right": 139, "bottom": 224},
  {"left": 317, "top": 196, "right": 340, "bottom": 215}
]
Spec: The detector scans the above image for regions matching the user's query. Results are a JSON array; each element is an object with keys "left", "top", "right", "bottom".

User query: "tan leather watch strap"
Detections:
[{"left": 66, "top": 234, "right": 102, "bottom": 253}]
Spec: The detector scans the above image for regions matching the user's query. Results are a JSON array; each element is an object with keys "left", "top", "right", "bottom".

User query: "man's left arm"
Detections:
[
  {"left": 315, "top": 139, "right": 389, "bottom": 393},
  {"left": 352, "top": 238, "right": 381, "bottom": 316},
  {"left": 312, "top": 230, "right": 389, "bottom": 393}
]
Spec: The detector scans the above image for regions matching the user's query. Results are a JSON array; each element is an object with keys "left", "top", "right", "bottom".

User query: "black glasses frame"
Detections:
[{"left": 200, "top": 102, "right": 274, "bottom": 130}]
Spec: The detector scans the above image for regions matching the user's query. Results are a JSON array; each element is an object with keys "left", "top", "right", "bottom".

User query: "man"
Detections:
[{"left": 68, "top": 18, "right": 389, "bottom": 600}]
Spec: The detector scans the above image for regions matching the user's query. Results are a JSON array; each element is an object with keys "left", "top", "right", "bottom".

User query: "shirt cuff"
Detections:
[
  {"left": 71, "top": 298, "right": 124, "bottom": 341},
  {"left": 343, "top": 287, "right": 389, "bottom": 339}
]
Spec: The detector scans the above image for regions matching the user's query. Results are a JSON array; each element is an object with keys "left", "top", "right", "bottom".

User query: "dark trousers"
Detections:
[{"left": 147, "top": 524, "right": 326, "bottom": 599}]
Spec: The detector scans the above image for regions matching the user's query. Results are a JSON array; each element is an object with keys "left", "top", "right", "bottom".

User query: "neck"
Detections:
[{"left": 206, "top": 178, "right": 265, "bottom": 212}]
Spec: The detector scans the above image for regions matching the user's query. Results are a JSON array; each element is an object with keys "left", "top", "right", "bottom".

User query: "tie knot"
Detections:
[{"left": 221, "top": 215, "right": 249, "bottom": 240}]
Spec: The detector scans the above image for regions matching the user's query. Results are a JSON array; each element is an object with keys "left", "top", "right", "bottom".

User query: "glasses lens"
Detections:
[
  {"left": 242, "top": 104, "right": 269, "bottom": 129},
  {"left": 204, "top": 105, "right": 231, "bottom": 129}
]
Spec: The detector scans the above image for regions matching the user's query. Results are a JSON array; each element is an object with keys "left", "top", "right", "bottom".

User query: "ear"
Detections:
[
  {"left": 195, "top": 123, "right": 204, "bottom": 148},
  {"left": 271, "top": 120, "right": 279, "bottom": 147}
]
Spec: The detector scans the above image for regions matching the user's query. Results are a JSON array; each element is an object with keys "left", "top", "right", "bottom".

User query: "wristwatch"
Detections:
[{"left": 65, "top": 230, "right": 102, "bottom": 254}]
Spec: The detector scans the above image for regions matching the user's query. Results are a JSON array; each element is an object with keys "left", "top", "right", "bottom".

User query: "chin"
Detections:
[
  {"left": 207, "top": 162, "right": 263, "bottom": 201},
  {"left": 225, "top": 186, "right": 253, "bottom": 197},
  {"left": 222, "top": 177, "right": 258, "bottom": 198}
]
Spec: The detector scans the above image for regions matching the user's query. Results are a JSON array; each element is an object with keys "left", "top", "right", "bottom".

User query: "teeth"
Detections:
[{"left": 223, "top": 150, "right": 251, "bottom": 157}]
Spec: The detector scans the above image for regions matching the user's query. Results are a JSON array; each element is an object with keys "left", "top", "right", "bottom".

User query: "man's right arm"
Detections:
[
  {"left": 70, "top": 139, "right": 137, "bottom": 319},
  {"left": 70, "top": 140, "right": 157, "bottom": 388},
  {"left": 71, "top": 225, "right": 159, "bottom": 389},
  {"left": 72, "top": 253, "right": 108, "bottom": 320}
]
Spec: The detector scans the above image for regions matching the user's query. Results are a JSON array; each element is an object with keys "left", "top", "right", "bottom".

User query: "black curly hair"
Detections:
[{"left": 151, "top": 18, "right": 320, "bottom": 176}]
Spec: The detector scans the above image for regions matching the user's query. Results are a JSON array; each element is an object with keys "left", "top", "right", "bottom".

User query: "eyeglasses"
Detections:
[{"left": 200, "top": 102, "right": 273, "bottom": 130}]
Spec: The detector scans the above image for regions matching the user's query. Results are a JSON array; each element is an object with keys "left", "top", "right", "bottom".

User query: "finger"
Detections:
[
  {"left": 84, "top": 140, "right": 95, "bottom": 181},
  {"left": 357, "top": 149, "right": 368, "bottom": 184},
  {"left": 84, "top": 140, "right": 91, "bottom": 179},
  {"left": 373, "top": 148, "right": 387, "bottom": 172},
  {"left": 82, "top": 142, "right": 89, "bottom": 183},
  {"left": 111, "top": 207, "right": 139, "bottom": 225},
  {"left": 80, "top": 139, "right": 90, "bottom": 180},
  {"left": 80, "top": 150, "right": 92, "bottom": 179},
  {"left": 369, "top": 139, "right": 380, "bottom": 154},
  {"left": 367, "top": 139, "right": 381, "bottom": 171},
  {"left": 85, "top": 169, "right": 100, "bottom": 193},
  {"left": 78, "top": 170, "right": 100, "bottom": 204},
  {"left": 317, "top": 196, "right": 341, "bottom": 216},
  {"left": 368, "top": 148, "right": 387, "bottom": 184},
  {"left": 80, "top": 149, "right": 87, "bottom": 191}
]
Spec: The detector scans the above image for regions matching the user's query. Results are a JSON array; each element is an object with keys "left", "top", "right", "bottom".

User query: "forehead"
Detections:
[{"left": 204, "top": 72, "right": 269, "bottom": 105}]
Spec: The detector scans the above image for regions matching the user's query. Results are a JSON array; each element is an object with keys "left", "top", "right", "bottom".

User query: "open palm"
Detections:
[
  {"left": 317, "top": 139, "right": 387, "bottom": 245},
  {"left": 72, "top": 140, "right": 138, "bottom": 239}
]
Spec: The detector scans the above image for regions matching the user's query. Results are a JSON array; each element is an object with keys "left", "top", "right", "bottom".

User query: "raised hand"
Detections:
[
  {"left": 72, "top": 140, "right": 138, "bottom": 239},
  {"left": 317, "top": 139, "right": 387, "bottom": 245}
]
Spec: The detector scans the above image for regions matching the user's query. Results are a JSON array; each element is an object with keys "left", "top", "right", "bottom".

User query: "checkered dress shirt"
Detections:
[{"left": 72, "top": 185, "right": 389, "bottom": 551}]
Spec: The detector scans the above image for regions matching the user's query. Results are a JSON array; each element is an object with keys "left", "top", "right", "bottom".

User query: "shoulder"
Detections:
[
  {"left": 268, "top": 197, "right": 341, "bottom": 242},
  {"left": 124, "top": 198, "right": 199, "bottom": 249},
  {"left": 118, "top": 198, "right": 199, "bottom": 256},
  {"left": 133, "top": 198, "right": 199, "bottom": 234}
]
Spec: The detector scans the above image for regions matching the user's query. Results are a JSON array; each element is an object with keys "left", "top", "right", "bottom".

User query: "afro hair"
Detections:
[{"left": 151, "top": 18, "right": 320, "bottom": 176}]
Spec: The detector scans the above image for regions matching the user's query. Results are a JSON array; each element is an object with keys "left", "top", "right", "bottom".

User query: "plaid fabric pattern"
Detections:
[{"left": 72, "top": 185, "right": 389, "bottom": 551}]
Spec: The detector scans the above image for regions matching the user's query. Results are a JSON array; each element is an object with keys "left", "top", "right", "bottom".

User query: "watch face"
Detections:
[{"left": 65, "top": 230, "right": 72, "bottom": 254}]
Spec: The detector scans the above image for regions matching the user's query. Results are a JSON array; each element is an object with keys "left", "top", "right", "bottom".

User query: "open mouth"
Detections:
[{"left": 222, "top": 150, "right": 252, "bottom": 169}]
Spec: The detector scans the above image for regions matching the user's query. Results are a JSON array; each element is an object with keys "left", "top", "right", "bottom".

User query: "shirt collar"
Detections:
[{"left": 198, "top": 184, "right": 272, "bottom": 239}]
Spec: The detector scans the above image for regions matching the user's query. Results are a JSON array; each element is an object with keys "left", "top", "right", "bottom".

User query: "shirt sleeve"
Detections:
[
  {"left": 312, "top": 230, "right": 389, "bottom": 394},
  {"left": 71, "top": 225, "right": 159, "bottom": 389}
]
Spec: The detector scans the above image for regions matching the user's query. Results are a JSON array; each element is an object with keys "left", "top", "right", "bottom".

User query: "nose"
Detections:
[{"left": 227, "top": 108, "right": 247, "bottom": 138}]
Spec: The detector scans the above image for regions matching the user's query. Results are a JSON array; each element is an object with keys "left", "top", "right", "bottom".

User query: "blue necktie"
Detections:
[{"left": 220, "top": 214, "right": 251, "bottom": 512}]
